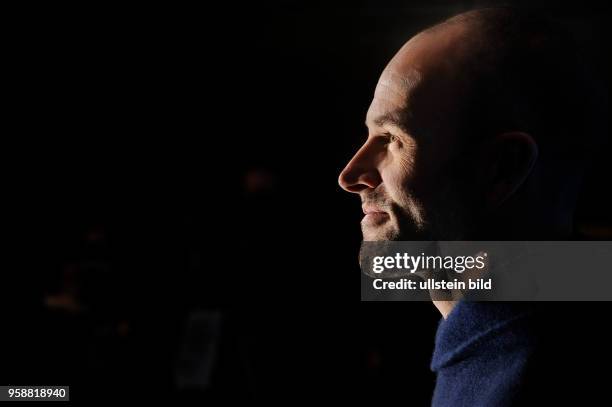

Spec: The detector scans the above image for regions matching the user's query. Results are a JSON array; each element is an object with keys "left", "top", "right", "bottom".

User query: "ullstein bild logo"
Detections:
[{"left": 371, "top": 277, "right": 492, "bottom": 291}]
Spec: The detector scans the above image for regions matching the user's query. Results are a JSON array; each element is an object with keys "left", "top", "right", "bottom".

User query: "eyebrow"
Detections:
[{"left": 368, "top": 110, "right": 413, "bottom": 136}]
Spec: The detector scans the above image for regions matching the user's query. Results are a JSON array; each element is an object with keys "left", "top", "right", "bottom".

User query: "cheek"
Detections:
[{"left": 380, "top": 151, "right": 418, "bottom": 203}]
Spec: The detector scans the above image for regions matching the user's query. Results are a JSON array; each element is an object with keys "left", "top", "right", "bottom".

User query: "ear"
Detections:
[{"left": 481, "top": 132, "right": 539, "bottom": 208}]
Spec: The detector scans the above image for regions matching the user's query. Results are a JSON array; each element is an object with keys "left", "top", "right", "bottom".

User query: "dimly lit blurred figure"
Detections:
[{"left": 340, "top": 7, "right": 608, "bottom": 405}]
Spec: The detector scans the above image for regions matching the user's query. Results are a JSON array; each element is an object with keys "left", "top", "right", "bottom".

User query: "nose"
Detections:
[{"left": 338, "top": 141, "right": 382, "bottom": 193}]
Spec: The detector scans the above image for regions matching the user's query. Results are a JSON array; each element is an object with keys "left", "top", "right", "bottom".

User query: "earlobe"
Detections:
[{"left": 484, "top": 132, "right": 539, "bottom": 208}]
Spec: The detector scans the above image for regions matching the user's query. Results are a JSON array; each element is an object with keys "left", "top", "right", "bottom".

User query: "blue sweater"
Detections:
[{"left": 431, "top": 301, "right": 537, "bottom": 406}]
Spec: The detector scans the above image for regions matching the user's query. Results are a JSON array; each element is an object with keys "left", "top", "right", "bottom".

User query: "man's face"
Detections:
[{"left": 339, "top": 27, "right": 473, "bottom": 241}]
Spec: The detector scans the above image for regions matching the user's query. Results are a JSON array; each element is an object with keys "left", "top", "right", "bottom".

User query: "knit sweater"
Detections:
[{"left": 431, "top": 301, "right": 537, "bottom": 406}]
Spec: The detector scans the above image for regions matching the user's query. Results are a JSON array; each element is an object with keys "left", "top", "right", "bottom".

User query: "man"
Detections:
[{"left": 339, "top": 7, "right": 606, "bottom": 406}]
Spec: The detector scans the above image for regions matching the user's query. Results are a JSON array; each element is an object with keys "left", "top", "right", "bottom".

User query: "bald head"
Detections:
[
  {"left": 392, "top": 7, "right": 599, "bottom": 159},
  {"left": 340, "top": 7, "right": 603, "bottom": 241}
]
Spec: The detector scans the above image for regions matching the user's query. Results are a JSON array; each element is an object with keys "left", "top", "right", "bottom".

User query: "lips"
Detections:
[
  {"left": 362, "top": 205, "right": 389, "bottom": 225},
  {"left": 362, "top": 205, "right": 388, "bottom": 215}
]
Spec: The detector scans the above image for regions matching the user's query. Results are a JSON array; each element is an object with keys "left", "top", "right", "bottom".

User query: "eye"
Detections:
[{"left": 385, "top": 132, "right": 399, "bottom": 144}]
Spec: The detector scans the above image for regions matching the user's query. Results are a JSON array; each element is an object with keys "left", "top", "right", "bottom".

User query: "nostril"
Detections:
[
  {"left": 346, "top": 183, "right": 369, "bottom": 193},
  {"left": 339, "top": 165, "right": 381, "bottom": 193}
]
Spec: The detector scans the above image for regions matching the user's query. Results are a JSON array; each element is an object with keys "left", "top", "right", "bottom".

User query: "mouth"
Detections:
[{"left": 362, "top": 206, "right": 390, "bottom": 225}]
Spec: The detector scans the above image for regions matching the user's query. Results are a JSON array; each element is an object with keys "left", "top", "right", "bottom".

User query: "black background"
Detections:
[{"left": 3, "top": 0, "right": 611, "bottom": 404}]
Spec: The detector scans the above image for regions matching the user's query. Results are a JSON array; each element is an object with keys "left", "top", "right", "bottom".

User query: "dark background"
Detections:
[{"left": 3, "top": 0, "right": 611, "bottom": 404}]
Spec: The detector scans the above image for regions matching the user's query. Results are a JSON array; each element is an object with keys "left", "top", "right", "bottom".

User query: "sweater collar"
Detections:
[{"left": 431, "top": 301, "right": 537, "bottom": 371}]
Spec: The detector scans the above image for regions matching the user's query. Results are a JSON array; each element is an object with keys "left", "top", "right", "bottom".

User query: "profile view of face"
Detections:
[{"left": 338, "top": 24, "right": 474, "bottom": 241}]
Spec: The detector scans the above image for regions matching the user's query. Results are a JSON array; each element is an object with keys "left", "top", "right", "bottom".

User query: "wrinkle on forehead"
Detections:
[
  {"left": 373, "top": 68, "right": 423, "bottom": 108},
  {"left": 367, "top": 68, "right": 423, "bottom": 130}
]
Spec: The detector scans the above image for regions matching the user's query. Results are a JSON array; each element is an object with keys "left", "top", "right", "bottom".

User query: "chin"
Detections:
[
  {"left": 363, "top": 226, "right": 433, "bottom": 242},
  {"left": 361, "top": 225, "right": 400, "bottom": 241}
]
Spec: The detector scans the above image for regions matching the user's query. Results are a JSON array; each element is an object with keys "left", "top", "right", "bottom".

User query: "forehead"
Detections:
[
  {"left": 367, "top": 69, "right": 422, "bottom": 118},
  {"left": 366, "top": 26, "right": 471, "bottom": 134}
]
